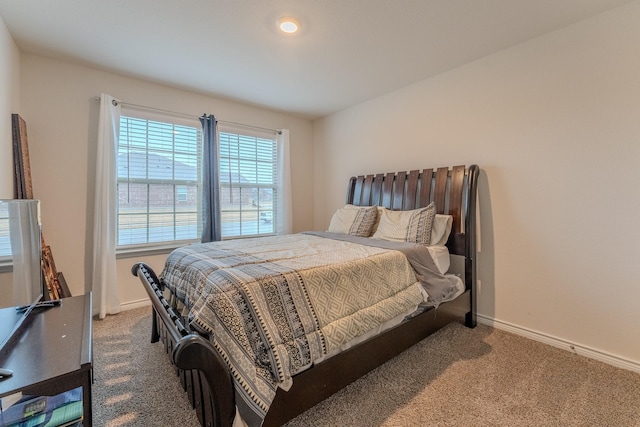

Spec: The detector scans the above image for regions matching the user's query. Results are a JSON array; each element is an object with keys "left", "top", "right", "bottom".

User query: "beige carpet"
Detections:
[{"left": 92, "top": 307, "right": 640, "bottom": 427}]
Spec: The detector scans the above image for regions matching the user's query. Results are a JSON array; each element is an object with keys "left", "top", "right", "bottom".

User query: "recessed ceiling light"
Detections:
[{"left": 278, "top": 18, "right": 299, "bottom": 34}]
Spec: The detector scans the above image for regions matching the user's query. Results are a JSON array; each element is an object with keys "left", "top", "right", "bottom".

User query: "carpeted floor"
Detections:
[{"left": 92, "top": 307, "right": 640, "bottom": 427}]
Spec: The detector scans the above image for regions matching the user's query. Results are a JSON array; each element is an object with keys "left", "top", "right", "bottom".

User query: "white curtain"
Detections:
[
  {"left": 276, "top": 129, "right": 292, "bottom": 234},
  {"left": 92, "top": 94, "right": 121, "bottom": 318}
]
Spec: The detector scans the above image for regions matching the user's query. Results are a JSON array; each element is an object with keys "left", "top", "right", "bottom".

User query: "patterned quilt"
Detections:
[{"left": 161, "top": 233, "right": 427, "bottom": 427}]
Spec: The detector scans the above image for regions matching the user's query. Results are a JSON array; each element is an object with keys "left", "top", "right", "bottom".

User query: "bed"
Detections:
[{"left": 132, "top": 164, "right": 479, "bottom": 427}]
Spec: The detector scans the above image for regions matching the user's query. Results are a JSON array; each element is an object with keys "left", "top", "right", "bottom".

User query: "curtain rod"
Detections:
[{"left": 92, "top": 96, "right": 281, "bottom": 135}]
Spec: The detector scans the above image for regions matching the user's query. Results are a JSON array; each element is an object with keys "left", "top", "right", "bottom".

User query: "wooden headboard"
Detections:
[{"left": 346, "top": 165, "right": 479, "bottom": 294}]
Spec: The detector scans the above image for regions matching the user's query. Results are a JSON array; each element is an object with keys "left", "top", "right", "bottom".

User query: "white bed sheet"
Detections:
[{"left": 427, "top": 245, "right": 450, "bottom": 274}]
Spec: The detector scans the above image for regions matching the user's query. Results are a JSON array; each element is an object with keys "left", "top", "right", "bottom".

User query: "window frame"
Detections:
[
  {"left": 116, "top": 108, "right": 204, "bottom": 257},
  {"left": 218, "top": 125, "right": 279, "bottom": 240},
  {"left": 114, "top": 113, "right": 281, "bottom": 257}
]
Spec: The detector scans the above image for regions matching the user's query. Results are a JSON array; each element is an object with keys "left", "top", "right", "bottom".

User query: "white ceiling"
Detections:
[{"left": 0, "top": 0, "right": 633, "bottom": 119}]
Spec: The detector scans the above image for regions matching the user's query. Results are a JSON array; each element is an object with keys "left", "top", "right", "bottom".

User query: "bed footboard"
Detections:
[{"left": 131, "top": 262, "right": 235, "bottom": 427}]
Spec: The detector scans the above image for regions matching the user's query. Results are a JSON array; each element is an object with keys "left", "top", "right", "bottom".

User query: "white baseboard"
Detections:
[
  {"left": 120, "top": 298, "right": 151, "bottom": 312},
  {"left": 115, "top": 301, "right": 639, "bottom": 373},
  {"left": 477, "top": 314, "right": 640, "bottom": 374}
]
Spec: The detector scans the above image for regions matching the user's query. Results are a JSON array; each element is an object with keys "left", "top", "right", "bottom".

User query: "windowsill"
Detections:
[
  {"left": 116, "top": 243, "right": 188, "bottom": 260},
  {"left": 0, "top": 260, "right": 12, "bottom": 273},
  {"left": 221, "top": 233, "right": 277, "bottom": 241},
  {"left": 115, "top": 233, "right": 278, "bottom": 260}
]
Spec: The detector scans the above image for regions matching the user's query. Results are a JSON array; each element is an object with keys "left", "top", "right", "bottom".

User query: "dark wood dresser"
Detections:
[{"left": 0, "top": 293, "right": 92, "bottom": 426}]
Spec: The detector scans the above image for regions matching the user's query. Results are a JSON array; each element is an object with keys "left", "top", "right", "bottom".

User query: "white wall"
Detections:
[
  {"left": 17, "top": 55, "right": 314, "bottom": 306},
  {"left": 313, "top": 2, "right": 640, "bottom": 366},
  {"left": 0, "top": 14, "right": 20, "bottom": 198}
]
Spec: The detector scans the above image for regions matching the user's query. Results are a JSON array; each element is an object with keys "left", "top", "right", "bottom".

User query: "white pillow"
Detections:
[
  {"left": 327, "top": 205, "right": 379, "bottom": 237},
  {"left": 371, "top": 203, "right": 435, "bottom": 245},
  {"left": 430, "top": 214, "right": 453, "bottom": 246}
]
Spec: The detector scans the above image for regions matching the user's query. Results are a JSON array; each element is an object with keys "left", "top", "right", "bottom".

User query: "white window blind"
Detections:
[
  {"left": 117, "top": 111, "right": 203, "bottom": 249},
  {"left": 219, "top": 128, "right": 278, "bottom": 238}
]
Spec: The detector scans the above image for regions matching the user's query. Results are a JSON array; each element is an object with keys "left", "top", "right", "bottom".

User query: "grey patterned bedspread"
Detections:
[{"left": 160, "top": 232, "right": 452, "bottom": 427}]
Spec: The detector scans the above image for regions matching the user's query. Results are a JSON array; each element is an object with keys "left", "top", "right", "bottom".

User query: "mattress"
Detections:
[{"left": 427, "top": 244, "right": 450, "bottom": 274}]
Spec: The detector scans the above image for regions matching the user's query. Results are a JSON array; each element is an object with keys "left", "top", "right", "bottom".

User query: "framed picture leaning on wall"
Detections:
[{"left": 11, "top": 114, "right": 70, "bottom": 299}]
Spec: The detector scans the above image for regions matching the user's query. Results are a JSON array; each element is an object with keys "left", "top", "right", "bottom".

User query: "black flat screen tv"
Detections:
[{"left": 0, "top": 199, "right": 43, "bottom": 357}]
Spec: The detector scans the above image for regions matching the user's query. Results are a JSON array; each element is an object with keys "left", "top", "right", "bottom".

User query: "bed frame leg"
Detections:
[
  {"left": 151, "top": 306, "right": 160, "bottom": 343},
  {"left": 465, "top": 311, "right": 477, "bottom": 328},
  {"left": 463, "top": 164, "right": 479, "bottom": 330}
]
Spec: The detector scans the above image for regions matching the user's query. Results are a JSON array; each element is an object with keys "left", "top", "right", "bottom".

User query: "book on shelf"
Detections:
[{"left": 0, "top": 387, "right": 83, "bottom": 427}]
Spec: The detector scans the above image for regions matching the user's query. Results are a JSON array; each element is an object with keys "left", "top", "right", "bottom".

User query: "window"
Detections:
[
  {"left": 219, "top": 127, "right": 278, "bottom": 238},
  {"left": 117, "top": 111, "right": 202, "bottom": 250},
  {"left": 0, "top": 200, "right": 41, "bottom": 272},
  {"left": 176, "top": 186, "right": 188, "bottom": 202},
  {"left": 0, "top": 205, "right": 10, "bottom": 264},
  {"left": 116, "top": 112, "right": 279, "bottom": 252}
]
